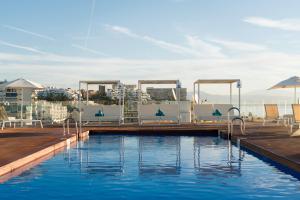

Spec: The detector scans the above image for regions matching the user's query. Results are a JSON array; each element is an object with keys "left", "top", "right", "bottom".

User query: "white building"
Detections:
[
  {"left": 0, "top": 79, "right": 69, "bottom": 123},
  {"left": 37, "top": 87, "right": 78, "bottom": 100},
  {"left": 33, "top": 100, "right": 68, "bottom": 123},
  {"left": 0, "top": 80, "right": 35, "bottom": 105}
]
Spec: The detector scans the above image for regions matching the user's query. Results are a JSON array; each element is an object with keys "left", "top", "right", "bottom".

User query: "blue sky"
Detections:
[{"left": 1, "top": 0, "right": 300, "bottom": 93}]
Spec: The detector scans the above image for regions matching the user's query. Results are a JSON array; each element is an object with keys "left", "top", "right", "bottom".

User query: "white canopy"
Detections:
[
  {"left": 269, "top": 76, "right": 300, "bottom": 89},
  {"left": 5, "top": 78, "right": 44, "bottom": 89},
  {"left": 269, "top": 76, "right": 300, "bottom": 103}
]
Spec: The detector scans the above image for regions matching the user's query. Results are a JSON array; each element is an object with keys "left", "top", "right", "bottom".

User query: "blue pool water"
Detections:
[{"left": 1, "top": 135, "right": 300, "bottom": 200}]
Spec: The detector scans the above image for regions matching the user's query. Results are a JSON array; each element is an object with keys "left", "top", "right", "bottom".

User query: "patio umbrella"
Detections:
[
  {"left": 269, "top": 76, "right": 300, "bottom": 103},
  {"left": 5, "top": 78, "right": 44, "bottom": 125}
]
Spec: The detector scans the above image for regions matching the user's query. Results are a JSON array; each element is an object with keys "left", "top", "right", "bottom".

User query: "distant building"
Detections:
[
  {"left": 146, "top": 88, "right": 187, "bottom": 101},
  {"left": 125, "top": 84, "right": 136, "bottom": 90},
  {"left": 33, "top": 100, "right": 68, "bottom": 123},
  {"left": 37, "top": 87, "right": 77, "bottom": 101},
  {"left": 0, "top": 80, "right": 34, "bottom": 104},
  {"left": 98, "top": 85, "right": 106, "bottom": 96}
]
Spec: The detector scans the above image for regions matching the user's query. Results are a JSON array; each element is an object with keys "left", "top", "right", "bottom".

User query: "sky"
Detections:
[{"left": 0, "top": 0, "right": 300, "bottom": 94}]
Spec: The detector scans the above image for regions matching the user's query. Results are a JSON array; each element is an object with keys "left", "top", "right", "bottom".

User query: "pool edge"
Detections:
[
  {"left": 239, "top": 139, "right": 300, "bottom": 173},
  {"left": 0, "top": 131, "right": 89, "bottom": 178}
]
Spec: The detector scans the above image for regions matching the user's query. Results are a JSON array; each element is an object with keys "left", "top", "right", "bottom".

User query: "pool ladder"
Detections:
[
  {"left": 227, "top": 107, "right": 246, "bottom": 139},
  {"left": 63, "top": 117, "right": 79, "bottom": 136}
]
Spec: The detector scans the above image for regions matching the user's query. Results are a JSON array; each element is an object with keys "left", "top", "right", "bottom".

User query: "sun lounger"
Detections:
[
  {"left": 290, "top": 104, "right": 300, "bottom": 136},
  {"left": 263, "top": 104, "right": 286, "bottom": 126},
  {"left": 0, "top": 106, "right": 20, "bottom": 129},
  {"left": 0, "top": 106, "right": 43, "bottom": 130}
]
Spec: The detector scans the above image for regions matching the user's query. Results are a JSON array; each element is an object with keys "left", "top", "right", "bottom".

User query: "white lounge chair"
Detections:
[{"left": 0, "top": 106, "right": 43, "bottom": 130}]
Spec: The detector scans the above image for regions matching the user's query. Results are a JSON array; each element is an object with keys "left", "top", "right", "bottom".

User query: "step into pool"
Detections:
[{"left": 1, "top": 135, "right": 300, "bottom": 200}]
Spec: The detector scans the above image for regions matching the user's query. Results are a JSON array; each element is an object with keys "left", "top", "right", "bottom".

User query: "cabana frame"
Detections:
[
  {"left": 138, "top": 80, "right": 181, "bottom": 125},
  {"left": 193, "top": 79, "right": 241, "bottom": 110},
  {"left": 78, "top": 80, "right": 124, "bottom": 132}
]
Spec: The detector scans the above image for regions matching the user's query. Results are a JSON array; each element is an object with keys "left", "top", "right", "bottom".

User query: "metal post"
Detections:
[
  {"left": 238, "top": 87, "right": 241, "bottom": 115},
  {"left": 138, "top": 82, "right": 141, "bottom": 125},
  {"left": 118, "top": 82, "right": 122, "bottom": 125},
  {"left": 193, "top": 83, "right": 195, "bottom": 103},
  {"left": 230, "top": 83, "right": 232, "bottom": 104},
  {"left": 21, "top": 88, "right": 24, "bottom": 127},
  {"left": 122, "top": 83, "right": 125, "bottom": 124},
  {"left": 177, "top": 80, "right": 181, "bottom": 124},
  {"left": 79, "top": 82, "right": 82, "bottom": 134},
  {"left": 86, "top": 83, "right": 89, "bottom": 105},
  {"left": 197, "top": 83, "right": 200, "bottom": 104}
]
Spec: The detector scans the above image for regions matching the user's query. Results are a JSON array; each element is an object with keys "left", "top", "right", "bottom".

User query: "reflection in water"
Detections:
[
  {"left": 62, "top": 135, "right": 245, "bottom": 178},
  {"left": 3, "top": 135, "right": 300, "bottom": 200},
  {"left": 193, "top": 137, "right": 245, "bottom": 178},
  {"left": 138, "top": 136, "right": 181, "bottom": 175},
  {"left": 64, "top": 135, "right": 125, "bottom": 175}
]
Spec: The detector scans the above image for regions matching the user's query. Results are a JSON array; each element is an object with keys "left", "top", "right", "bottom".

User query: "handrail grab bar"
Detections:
[
  {"left": 63, "top": 117, "right": 79, "bottom": 136},
  {"left": 227, "top": 107, "right": 242, "bottom": 137},
  {"left": 229, "top": 117, "right": 246, "bottom": 139}
]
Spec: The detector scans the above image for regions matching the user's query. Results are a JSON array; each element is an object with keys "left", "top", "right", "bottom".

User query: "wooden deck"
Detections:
[
  {"left": 0, "top": 123, "right": 300, "bottom": 181},
  {"left": 0, "top": 128, "right": 75, "bottom": 167},
  {"left": 222, "top": 124, "right": 300, "bottom": 173}
]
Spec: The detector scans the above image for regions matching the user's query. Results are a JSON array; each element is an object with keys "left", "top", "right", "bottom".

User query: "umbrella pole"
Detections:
[{"left": 295, "top": 87, "right": 297, "bottom": 104}]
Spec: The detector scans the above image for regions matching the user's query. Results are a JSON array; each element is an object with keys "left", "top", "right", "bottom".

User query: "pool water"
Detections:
[{"left": 1, "top": 135, "right": 300, "bottom": 200}]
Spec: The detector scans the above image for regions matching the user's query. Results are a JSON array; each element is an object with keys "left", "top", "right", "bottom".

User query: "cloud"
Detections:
[
  {"left": 208, "top": 38, "right": 267, "bottom": 51},
  {"left": 185, "top": 35, "right": 224, "bottom": 57},
  {"left": 72, "top": 44, "right": 109, "bottom": 56},
  {"left": 107, "top": 25, "right": 136, "bottom": 37},
  {"left": 0, "top": 40, "right": 47, "bottom": 54},
  {"left": 244, "top": 17, "right": 300, "bottom": 31},
  {"left": 105, "top": 25, "right": 225, "bottom": 58},
  {"left": 1, "top": 50, "right": 300, "bottom": 93},
  {"left": 3, "top": 25, "right": 56, "bottom": 41}
]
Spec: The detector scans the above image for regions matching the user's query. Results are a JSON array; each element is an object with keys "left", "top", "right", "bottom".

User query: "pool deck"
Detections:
[
  {"left": 225, "top": 124, "right": 300, "bottom": 173},
  {"left": 0, "top": 123, "right": 300, "bottom": 180}
]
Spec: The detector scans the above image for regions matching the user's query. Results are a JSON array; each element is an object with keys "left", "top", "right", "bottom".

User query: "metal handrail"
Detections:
[
  {"left": 63, "top": 117, "right": 79, "bottom": 136},
  {"left": 227, "top": 107, "right": 242, "bottom": 138},
  {"left": 228, "top": 107, "right": 241, "bottom": 117},
  {"left": 229, "top": 117, "right": 246, "bottom": 138}
]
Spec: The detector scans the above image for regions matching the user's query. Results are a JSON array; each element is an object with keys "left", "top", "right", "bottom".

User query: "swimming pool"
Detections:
[{"left": 1, "top": 135, "right": 300, "bottom": 200}]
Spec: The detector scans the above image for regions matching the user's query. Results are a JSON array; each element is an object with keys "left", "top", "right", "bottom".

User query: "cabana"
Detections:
[
  {"left": 138, "top": 80, "right": 188, "bottom": 125},
  {"left": 193, "top": 79, "right": 241, "bottom": 122},
  {"left": 76, "top": 80, "right": 124, "bottom": 129}
]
